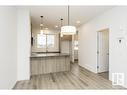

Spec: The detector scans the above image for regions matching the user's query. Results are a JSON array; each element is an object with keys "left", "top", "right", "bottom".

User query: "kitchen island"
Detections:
[{"left": 30, "top": 53, "right": 70, "bottom": 76}]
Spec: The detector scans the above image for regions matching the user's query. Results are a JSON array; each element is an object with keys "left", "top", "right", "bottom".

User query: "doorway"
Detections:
[
  {"left": 72, "top": 34, "right": 79, "bottom": 63},
  {"left": 97, "top": 28, "right": 109, "bottom": 79}
]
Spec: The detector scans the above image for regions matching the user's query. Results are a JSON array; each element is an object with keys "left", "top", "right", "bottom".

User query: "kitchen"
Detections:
[{"left": 30, "top": 15, "right": 78, "bottom": 76}]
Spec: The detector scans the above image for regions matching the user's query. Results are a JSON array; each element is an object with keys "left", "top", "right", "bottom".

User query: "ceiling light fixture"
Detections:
[
  {"left": 40, "top": 23, "right": 43, "bottom": 26},
  {"left": 55, "top": 25, "right": 58, "bottom": 28},
  {"left": 76, "top": 20, "right": 81, "bottom": 24},
  {"left": 45, "top": 28, "right": 48, "bottom": 30},
  {"left": 61, "top": 5, "right": 76, "bottom": 35},
  {"left": 40, "top": 16, "right": 44, "bottom": 35},
  {"left": 60, "top": 18, "right": 63, "bottom": 37}
]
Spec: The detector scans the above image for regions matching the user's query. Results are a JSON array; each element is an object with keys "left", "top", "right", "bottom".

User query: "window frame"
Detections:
[{"left": 36, "top": 33, "right": 59, "bottom": 53}]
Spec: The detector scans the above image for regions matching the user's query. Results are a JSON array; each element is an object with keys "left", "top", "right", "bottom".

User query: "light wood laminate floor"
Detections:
[
  {"left": 98, "top": 72, "right": 109, "bottom": 80},
  {"left": 13, "top": 63, "right": 125, "bottom": 89}
]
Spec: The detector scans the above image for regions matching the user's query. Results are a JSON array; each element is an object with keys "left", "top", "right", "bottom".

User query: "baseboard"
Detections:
[
  {"left": 79, "top": 64, "right": 97, "bottom": 73},
  {"left": 11, "top": 81, "right": 17, "bottom": 89}
]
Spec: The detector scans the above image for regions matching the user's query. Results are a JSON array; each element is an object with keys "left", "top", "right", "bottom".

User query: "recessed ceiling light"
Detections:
[
  {"left": 55, "top": 25, "right": 58, "bottom": 28},
  {"left": 76, "top": 21, "right": 80, "bottom": 24},
  {"left": 45, "top": 28, "right": 48, "bottom": 30}
]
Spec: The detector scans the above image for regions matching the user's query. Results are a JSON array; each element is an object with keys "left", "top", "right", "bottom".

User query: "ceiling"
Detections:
[{"left": 29, "top": 6, "right": 113, "bottom": 30}]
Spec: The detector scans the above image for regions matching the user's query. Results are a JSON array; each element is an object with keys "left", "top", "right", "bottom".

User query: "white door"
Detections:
[{"left": 98, "top": 29, "right": 109, "bottom": 73}]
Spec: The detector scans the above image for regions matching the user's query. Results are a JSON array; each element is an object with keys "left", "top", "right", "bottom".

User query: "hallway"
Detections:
[{"left": 14, "top": 63, "right": 125, "bottom": 89}]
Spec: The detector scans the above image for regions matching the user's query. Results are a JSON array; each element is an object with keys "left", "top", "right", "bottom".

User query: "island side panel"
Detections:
[{"left": 30, "top": 55, "right": 70, "bottom": 76}]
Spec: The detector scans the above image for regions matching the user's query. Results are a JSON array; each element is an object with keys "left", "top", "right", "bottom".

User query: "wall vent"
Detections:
[{"left": 112, "top": 73, "right": 124, "bottom": 86}]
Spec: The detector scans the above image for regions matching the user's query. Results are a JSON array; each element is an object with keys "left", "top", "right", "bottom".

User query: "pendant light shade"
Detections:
[
  {"left": 40, "top": 30, "right": 44, "bottom": 35},
  {"left": 60, "top": 33, "right": 63, "bottom": 37},
  {"left": 61, "top": 6, "right": 76, "bottom": 35}
]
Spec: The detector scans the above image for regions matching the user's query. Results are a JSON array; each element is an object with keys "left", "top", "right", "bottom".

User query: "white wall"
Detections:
[
  {"left": 79, "top": 7, "right": 127, "bottom": 88},
  {"left": 17, "top": 8, "right": 31, "bottom": 80},
  {"left": 0, "top": 7, "right": 17, "bottom": 89},
  {"left": 0, "top": 7, "right": 31, "bottom": 89}
]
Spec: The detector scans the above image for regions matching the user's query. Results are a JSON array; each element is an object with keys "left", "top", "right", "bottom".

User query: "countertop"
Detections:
[{"left": 30, "top": 53, "right": 70, "bottom": 58}]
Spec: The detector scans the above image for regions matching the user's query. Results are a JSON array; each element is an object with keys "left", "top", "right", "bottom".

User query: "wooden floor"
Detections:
[
  {"left": 98, "top": 72, "right": 109, "bottom": 80},
  {"left": 13, "top": 63, "right": 125, "bottom": 89}
]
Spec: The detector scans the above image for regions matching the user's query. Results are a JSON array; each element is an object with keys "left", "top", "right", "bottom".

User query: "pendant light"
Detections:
[
  {"left": 40, "top": 16, "right": 44, "bottom": 35},
  {"left": 61, "top": 5, "right": 76, "bottom": 35},
  {"left": 60, "top": 18, "right": 63, "bottom": 37}
]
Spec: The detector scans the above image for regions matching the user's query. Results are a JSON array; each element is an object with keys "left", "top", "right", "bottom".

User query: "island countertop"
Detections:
[{"left": 30, "top": 53, "right": 70, "bottom": 58}]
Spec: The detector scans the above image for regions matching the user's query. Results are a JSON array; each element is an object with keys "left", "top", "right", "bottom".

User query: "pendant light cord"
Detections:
[
  {"left": 68, "top": 5, "right": 70, "bottom": 25},
  {"left": 60, "top": 18, "right": 63, "bottom": 27}
]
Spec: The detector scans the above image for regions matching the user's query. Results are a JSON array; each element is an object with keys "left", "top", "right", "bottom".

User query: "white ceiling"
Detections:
[{"left": 29, "top": 6, "right": 113, "bottom": 30}]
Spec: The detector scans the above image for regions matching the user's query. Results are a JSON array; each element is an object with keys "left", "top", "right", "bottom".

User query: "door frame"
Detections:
[{"left": 97, "top": 28, "right": 109, "bottom": 73}]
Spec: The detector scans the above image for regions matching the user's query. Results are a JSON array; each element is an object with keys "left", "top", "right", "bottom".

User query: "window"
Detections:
[
  {"left": 37, "top": 34, "right": 55, "bottom": 49},
  {"left": 37, "top": 34, "right": 46, "bottom": 48},
  {"left": 47, "top": 35, "right": 55, "bottom": 48}
]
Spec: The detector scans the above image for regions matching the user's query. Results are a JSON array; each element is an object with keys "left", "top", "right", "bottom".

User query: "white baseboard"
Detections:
[{"left": 79, "top": 64, "right": 97, "bottom": 73}]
